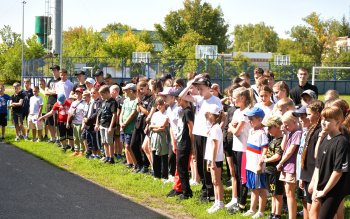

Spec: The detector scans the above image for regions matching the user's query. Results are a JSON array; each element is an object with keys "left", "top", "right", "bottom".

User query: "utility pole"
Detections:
[{"left": 21, "top": 1, "right": 27, "bottom": 85}]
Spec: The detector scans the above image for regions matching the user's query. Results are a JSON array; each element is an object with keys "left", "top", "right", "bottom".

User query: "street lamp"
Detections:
[{"left": 21, "top": 0, "right": 26, "bottom": 85}]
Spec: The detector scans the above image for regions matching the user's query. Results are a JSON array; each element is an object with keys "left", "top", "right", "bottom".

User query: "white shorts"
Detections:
[
  {"left": 99, "top": 126, "right": 114, "bottom": 145},
  {"left": 28, "top": 114, "right": 44, "bottom": 130}
]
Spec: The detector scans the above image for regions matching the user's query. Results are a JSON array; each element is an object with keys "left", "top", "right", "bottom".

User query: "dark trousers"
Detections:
[
  {"left": 168, "top": 148, "right": 176, "bottom": 176},
  {"left": 130, "top": 128, "right": 149, "bottom": 168},
  {"left": 194, "top": 135, "right": 213, "bottom": 197},
  {"left": 176, "top": 148, "right": 192, "bottom": 196},
  {"left": 152, "top": 151, "right": 168, "bottom": 179},
  {"left": 232, "top": 151, "right": 248, "bottom": 206}
]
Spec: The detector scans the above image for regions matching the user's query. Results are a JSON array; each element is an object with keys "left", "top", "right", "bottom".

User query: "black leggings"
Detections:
[
  {"left": 232, "top": 151, "right": 248, "bottom": 206},
  {"left": 152, "top": 152, "right": 168, "bottom": 179}
]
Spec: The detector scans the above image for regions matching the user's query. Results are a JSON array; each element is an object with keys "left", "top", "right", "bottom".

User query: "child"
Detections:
[
  {"left": 22, "top": 78, "right": 33, "bottom": 140},
  {"left": 275, "top": 98, "right": 295, "bottom": 116},
  {"left": 80, "top": 91, "right": 94, "bottom": 158},
  {"left": 38, "top": 94, "right": 73, "bottom": 151},
  {"left": 323, "top": 89, "right": 338, "bottom": 103},
  {"left": 242, "top": 107, "right": 269, "bottom": 218},
  {"left": 173, "top": 88, "right": 194, "bottom": 200},
  {"left": 39, "top": 79, "right": 49, "bottom": 140},
  {"left": 310, "top": 106, "right": 349, "bottom": 219},
  {"left": 272, "top": 81, "right": 290, "bottom": 102},
  {"left": 28, "top": 86, "right": 44, "bottom": 142},
  {"left": 95, "top": 85, "right": 118, "bottom": 164},
  {"left": 255, "top": 85, "right": 274, "bottom": 123},
  {"left": 10, "top": 82, "right": 25, "bottom": 141},
  {"left": 0, "top": 84, "right": 11, "bottom": 142},
  {"left": 300, "top": 90, "right": 317, "bottom": 106},
  {"left": 227, "top": 86, "right": 254, "bottom": 214},
  {"left": 149, "top": 96, "right": 169, "bottom": 180},
  {"left": 67, "top": 87, "right": 86, "bottom": 156},
  {"left": 204, "top": 104, "right": 225, "bottom": 214},
  {"left": 263, "top": 116, "right": 284, "bottom": 219},
  {"left": 276, "top": 111, "right": 302, "bottom": 219},
  {"left": 110, "top": 85, "right": 123, "bottom": 160},
  {"left": 120, "top": 83, "right": 138, "bottom": 167}
]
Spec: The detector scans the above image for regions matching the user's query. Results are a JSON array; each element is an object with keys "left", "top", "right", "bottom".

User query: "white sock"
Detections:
[
  {"left": 218, "top": 200, "right": 224, "bottom": 207},
  {"left": 232, "top": 197, "right": 238, "bottom": 203}
]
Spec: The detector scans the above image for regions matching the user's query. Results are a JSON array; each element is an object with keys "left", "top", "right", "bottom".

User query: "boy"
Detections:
[
  {"left": 110, "top": 85, "right": 123, "bottom": 160},
  {"left": 22, "top": 78, "right": 34, "bottom": 139},
  {"left": 38, "top": 94, "right": 73, "bottom": 151},
  {"left": 55, "top": 68, "right": 73, "bottom": 99},
  {"left": 28, "top": 86, "right": 44, "bottom": 142},
  {"left": 0, "top": 84, "right": 11, "bottom": 142},
  {"left": 10, "top": 82, "right": 25, "bottom": 141},
  {"left": 243, "top": 107, "right": 269, "bottom": 218},
  {"left": 95, "top": 85, "right": 118, "bottom": 164},
  {"left": 276, "top": 98, "right": 295, "bottom": 116},
  {"left": 263, "top": 116, "right": 284, "bottom": 219}
]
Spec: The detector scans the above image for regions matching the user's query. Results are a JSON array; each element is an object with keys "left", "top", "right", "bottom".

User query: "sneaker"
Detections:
[
  {"left": 109, "top": 158, "right": 115, "bottom": 164},
  {"left": 207, "top": 202, "right": 218, "bottom": 213},
  {"left": 268, "top": 213, "right": 275, "bottom": 219},
  {"left": 225, "top": 199, "right": 237, "bottom": 209},
  {"left": 47, "top": 139, "right": 55, "bottom": 143},
  {"left": 208, "top": 203, "right": 224, "bottom": 214},
  {"left": 36, "top": 138, "right": 42, "bottom": 142},
  {"left": 140, "top": 166, "right": 149, "bottom": 174},
  {"left": 32, "top": 138, "right": 37, "bottom": 142},
  {"left": 273, "top": 215, "right": 282, "bottom": 219},
  {"left": 23, "top": 135, "right": 28, "bottom": 140},
  {"left": 227, "top": 203, "right": 240, "bottom": 214},
  {"left": 0, "top": 137, "right": 4, "bottom": 142},
  {"left": 133, "top": 166, "right": 142, "bottom": 173},
  {"left": 252, "top": 211, "right": 264, "bottom": 218},
  {"left": 126, "top": 164, "right": 134, "bottom": 169},
  {"left": 15, "top": 136, "right": 20, "bottom": 141},
  {"left": 43, "top": 135, "right": 48, "bottom": 141},
  {"left": 116, "top": 154, "right": 122, "bottom": 160},
  {"left": 55, "top": 140, "right": 60, "bottom": 145},
  {"left": 100, "top": 156, "right": 107, "bottom": 162},
  {"left": 190, "top": 179, "right": 200, "bottom": 186},
  {"left": 104, "top": 157, "right": 110, "bottom": 163},
  {"left": 166, "top": 189, "right": 181, "bottom": 197},
  {"left": 177, "top": 193, "right": 193, "bottom": 200},
  {"left": 242, "top": 210, "right": 256, "bottom": 217}
]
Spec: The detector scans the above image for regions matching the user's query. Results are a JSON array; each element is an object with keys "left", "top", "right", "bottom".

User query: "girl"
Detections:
[
  {"left": 227, "top": 86, "right": 254, "bottom": 214},
  {"left": 299, "top": 101, "right": 324, "bottom": 217},
  {"left": 276, "top": 111, "right": 302, "bottom": 219},
  {"left": 255, "top": 85, "right": 274, "bottom": 124},
  {"left": 204, "top": 104, "right": 225, "bottom": 214},
  {"left": 149, "top": 96, "right": 169, "bottom": 180},
  {"left": 272, "top": 81, "right": 289, "bottom": 101},
  {"left": 310, "top": 106, "right": 349, "bottom": 219}
]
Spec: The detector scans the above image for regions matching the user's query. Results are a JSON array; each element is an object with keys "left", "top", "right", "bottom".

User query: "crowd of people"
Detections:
[{"left": 1, "top": 65, "right": 350, "bottom": 219}]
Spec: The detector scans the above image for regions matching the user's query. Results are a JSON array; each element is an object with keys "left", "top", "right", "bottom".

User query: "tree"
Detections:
[
  {"left": 232, "top": 22, "right": 279, "bottom": 53},
  {"left": 155, "top": 0, "right": 229, "bottom": 54},
  {"left": 289, "top": 12, "right": 338, "bottom": 63},
  {"left": 101, "top": 22, "right": 133, "bottom": 33},
  {"left": 336, "top": 15, "right": 350, "bottom": 37},
  {"left": 0, "top": 25, "right": 21, "bottom": 47}
]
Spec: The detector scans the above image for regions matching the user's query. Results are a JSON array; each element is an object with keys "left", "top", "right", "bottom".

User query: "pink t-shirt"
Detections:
[{"left": 282, "top": 130, "right": 302, "bottom": 174}]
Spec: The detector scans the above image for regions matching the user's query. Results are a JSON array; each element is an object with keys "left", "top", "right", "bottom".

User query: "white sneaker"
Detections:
[
  {"left": 242, "top": 210, "right": 256, "bottom": 217},
  {"left": 207, "top": 202, "right": 218, "bottom": 213},
  {"left": 252, "top": 211, "right": 264, "bottom": 218},
  {"left": 15, "top": 136, "right": 20, "bottom": 141},
  {"left": 190, "top": 179, "right": 200, "bottom": 186},
  {"left": 225, "top": 199, "right": 237, "bottom": 209},
  {"left": 208, "top": 204, "right": 224, "bottom": 214}
]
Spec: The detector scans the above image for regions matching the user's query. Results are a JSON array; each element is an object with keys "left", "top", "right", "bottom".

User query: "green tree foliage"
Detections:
[
  {"left": 101, "top": 22, "right": 133, "bottom": 33},
  {"left": 336, "top": 15, "right": 350, "bottom": 37},
  {"left": 289, "top": 12, "right": 338, "bottom": 64},
  {"left": 232, "top": 22, "right": 279, "bottom": 52},
  {"left": 155, "top": 0, "right": 229, "bottom": 55}
]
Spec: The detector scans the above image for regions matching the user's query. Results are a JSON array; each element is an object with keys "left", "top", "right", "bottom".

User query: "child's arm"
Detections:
[
  {"left": 311, "top": 168, "right": 319, "bottom": 201},
  {"left": 264, "top": 153, "right": 282, "bottom": 163},
  {"left": 210, "top": 139, "right": 218, "bottom": 169},
  {"left": 145, "top": 106, "right": 156, "bottom": 123},
  {"left": 38, "top": 104, "right": 43, "bottom": 116},
  {"left": 178, "top": 75, "right": 202, "bottom": 103},
  {"left": 38, "top": 110, "right": 54, "bottom": 121},
  {"left": 151, "top": 118, "right": 169, "bottom": 132},
  {"left": 11, "top": 99, "right": 23, "bottom": 107},
  {"left": 187, "top": 120, "right": 195, "bottom": 159},
  {"left": 121, "top": 109, "right": 137, "bottom": 129},
  {"left": 94, "top": 113, "right": 100, "bottom": 132},
  {"left": 276, "top": 144, "right": 299, "bottom": 171},
  {"left": 108, "top": 112, "right": 117, "bottom": 134},
  {"left": 228, "top": 120, "right": 245, "bottom": 136}
]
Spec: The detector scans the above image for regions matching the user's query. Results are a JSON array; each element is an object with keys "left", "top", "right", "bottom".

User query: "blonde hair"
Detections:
[
  {"left": 232, "top": 87, "right": 255, "bottom": 108},
  {"left": 273, "top": 81, "right": 290, "bottom": 97},
  {"left": 282, "top": 110, "right": 298, "bottom": 124},
  {"left": 110, "top": 85, "right": 120, "bottom": 92},
  {"left": 277, "top": 98, "right": 295, "bottom": 110}
]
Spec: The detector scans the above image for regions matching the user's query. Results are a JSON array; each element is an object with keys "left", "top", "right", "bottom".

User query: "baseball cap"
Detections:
[
  {"left": 263, "top": 116, "right": 282, "bottom": 127},
  {"left": 122, "top": 83, "right": 137, "bottom": 91},
  {"left": 50, "top": 65, "right": 60, "bottom": 70},
  {"left": 301, "top": 90, "right": 317, "bottom": 100},
  {"left": 205, "top": 104, "right": 222, "bottom": 115},
  {"left": 192, "top": 77, "right": 212, "bottom": 87},
  {"left": 169, "top": 88, "right": 184, "bottom": 97},
  {"left": 244, "top": 107, "right": 265, "bottom": 118},
  {"left": 75, "top": 70, "right": 85, "bottom": 76},
  {"left": 104, "top": 73, "right": 112, "bottom": 79},
  {"left": 159, "top": 87, "right": 176, "bottom": 95},
  {"left": 292, "top": 105, "right": 307, "bottom": 117},
  {"left": 85, "top": 78, "right": 96, "bottom": 84},
  {"left": 75, "top": 87, "right": 84, "bottom": 93},
  {"left": 57, "top": 94, "right": 66, "bottom": 105},
  {"left": 94, "top": 70, "right": 103, "bottom": 77}
]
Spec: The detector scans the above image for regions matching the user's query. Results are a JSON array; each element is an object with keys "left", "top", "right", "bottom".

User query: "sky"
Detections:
[{"left": 0, "top": 0, "right": 349, "bottom": 41}]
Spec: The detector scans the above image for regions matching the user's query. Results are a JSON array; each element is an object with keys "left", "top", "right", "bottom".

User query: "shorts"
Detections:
[
  {"left": 303, "top": 181, "right": 312, "bottom": 204},
  {"left": 23, "top": 111, "right": 29, "bottom": 123},
  {"left": 279, "top": 172, "right": 296, "bottom": 184},
  {"left": 120, "top": 131, "right": 132, "bottom": 146},
  {"left": 81, "top": 129, "right": 98, "bottom": 151},
  {"left": 45, "top": 104, "right": 57, "bottom": 126},
  {"left": 266, "top": 172, "right": 284, "bottom": 195},
  {"left": 223, "top": 140, "right": 233, "bottom": 157},
  {"left": 58, "top": 122, "right": 73, "bottom": 141},
  {"left": 100, "top": 126, "right": 114, "bottom": 145},
  {"left": 114, "top": 125, "right": 120, "bottom": 136},
  {"left": 246, "top": 170, "right": 266, "bottom": 189},
  {"left": 28, "top": 114, "right": 44, "bottom": 130},
  {"left": 0, "top": 113, "right": 7, "bottom": 127},
  {"left": 12, "top": 113, "right": 23, "bottom": 126}
]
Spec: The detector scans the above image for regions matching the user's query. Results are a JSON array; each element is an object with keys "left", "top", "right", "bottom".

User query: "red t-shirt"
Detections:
[{"left": 52, "top": 100, "right": 72, "bottom": 123}]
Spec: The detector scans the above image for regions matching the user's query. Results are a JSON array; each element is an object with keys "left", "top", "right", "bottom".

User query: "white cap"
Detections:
[
  {"left": 205, "top": 104, "right": 221, "bottom": 115},
  {"left": 159, "top": 87, "right": 176, "bottom": 95},
  {"left": 122, "top": 83, "right": 137, "bottom": 91},
  {"left": 85, "top": 78, "right": 96, "bottom": 84}
]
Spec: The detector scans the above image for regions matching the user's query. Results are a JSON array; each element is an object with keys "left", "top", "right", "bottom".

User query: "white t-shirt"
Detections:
[
  {"left": 29, "top": 95, "right": 43, "bottom": 115},
  {"left": 193, "top": 95, "right": 223, "bottom": 137},
  {"left": 166, "top": 103, "right": 180, "bottom": 134},
  {"left": 151, "top": 111, "right": 168, "bottom": 127},
  {"left": 204, "top": 123, "right": 224, "bottom": 162},
  {"left": 68, "top": 100, "right": 86, "bottom": 124},
  {"left": 231, "top": 107, "right": 251, "bottom": 152},
  {"left": 251, "top": 84, "right": 260, "bottom": 102},
  {"left": 254, "top": 102, "right": 275, "bottom": 124},
  {"left": 56, "top": 79, "right": 74, "bottom": 99},
  {"left": 245, "top": 128, "right": 269, "bottom": 173}
]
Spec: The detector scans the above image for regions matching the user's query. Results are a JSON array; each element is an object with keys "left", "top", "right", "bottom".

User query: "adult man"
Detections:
[
  {"left": 104, "top": 73, "right": 115, "bottom": 86},
  {"left": 290, "top": 67, "right": 318, "bottom": 106},
  {"left": 45, "top": 65, "right": 61, "bottom": 143},
  {"left": 69, "top": 70, "right": 87, "bottom": 100},
  {"left": 94, "top": 70, "right": 106, "bottom": 90}
]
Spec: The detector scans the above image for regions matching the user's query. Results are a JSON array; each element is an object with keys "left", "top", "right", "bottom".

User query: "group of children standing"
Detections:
[{"left": 1, "top": 66, "right": 350, "bottom": 219}]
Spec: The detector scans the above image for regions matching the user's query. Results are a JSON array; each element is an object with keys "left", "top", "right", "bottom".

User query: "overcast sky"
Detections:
[{"left": 1, "top": 0, "right": 349, "bottom": 40}]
